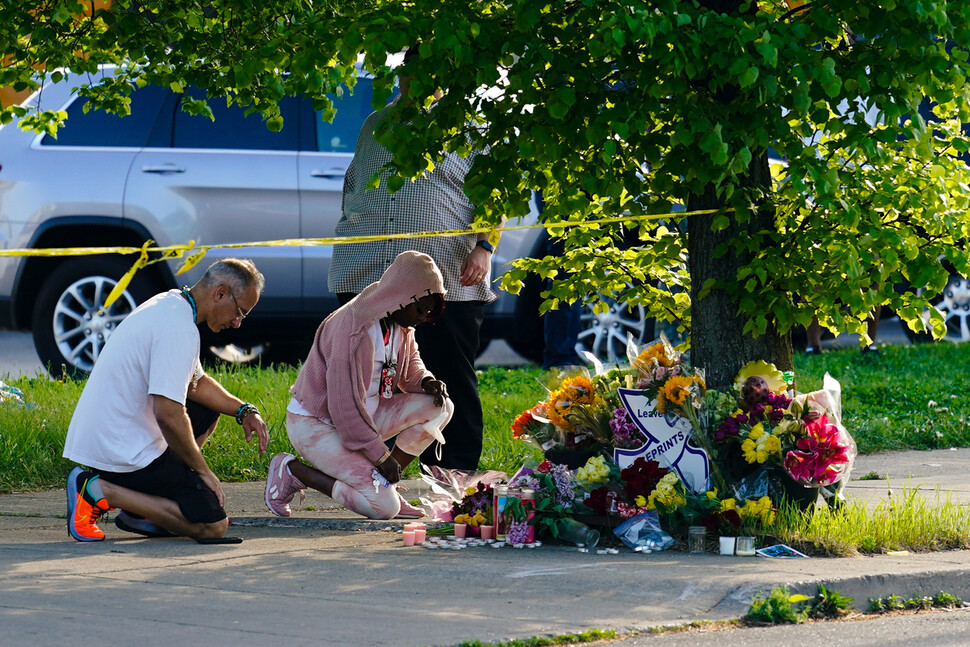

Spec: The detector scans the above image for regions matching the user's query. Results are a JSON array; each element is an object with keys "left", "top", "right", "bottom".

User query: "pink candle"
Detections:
[
  {"left": 453, "top": 523, "right": 467, "bottom": 538},
  {"left": 413, "top": 527, "right": 426, "bottom": 543},
  {"left": 480, "top": 525, "right": 494, "bottom": 540},
  {"left": 402, "top": 530, "right": 416, "bottom": 546}
]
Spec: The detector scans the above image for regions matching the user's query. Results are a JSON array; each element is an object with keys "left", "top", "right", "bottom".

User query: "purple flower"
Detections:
[
  {"left": 507, "top": 520, "right": 530, "bottom": 544},
  {"left": 510, "top": 474, "right": 540, "bottom": 491},
  {"left": 767, "top": 392, "right": 793, "bottom": 409},
  {"left": 611, "top": 408, "right": 644, "bottom": 449},
  {"left": 550, "top": 464, "right": 574, "bottom": 509},
  {"left": 715, "top": 417, "right": 740, "bottom": 441}
]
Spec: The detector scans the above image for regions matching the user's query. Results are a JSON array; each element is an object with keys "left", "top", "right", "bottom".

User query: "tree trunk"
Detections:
[
  {"left": 683, "top": 0, "right": 793, "bottom": 393},
  {"left": 680, "top": 0, "right": 795, "bottom": 391},
  {"left": 687, "top": 151, "right": 793, "bottom": 391}
]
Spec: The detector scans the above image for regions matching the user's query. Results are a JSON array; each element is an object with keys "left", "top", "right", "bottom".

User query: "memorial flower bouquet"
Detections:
[
  {"left": 510, "top": 403, "right": 558, "bottom": 452},
  {"left": 575, "top": 455, "right": 730, "bottom": 537},
  {"left": 712, "top": 361, "right": 856, "bottom": 496},
  {"left": 450, "top": 483, "right": 494, "bottom": 532},
  {"left": 578, "top": 456, "right": 676, "bottom": 519},
  {"left": 511, "top": 371, "right": 620, "bottom": 463},
  {"left": 506, "top": 460, "right": 578, "bottom": 541}
]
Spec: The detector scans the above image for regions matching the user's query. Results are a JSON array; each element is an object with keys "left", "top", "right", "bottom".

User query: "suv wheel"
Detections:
[
  {"left": 31, "top": 256, "right": 163, "bottom": 378},
  {"left": 576, "top": 296, "right": 655, "bottom": 364},
  {"left": 905, "top": 273, "right": 970, "bottom": 343}
]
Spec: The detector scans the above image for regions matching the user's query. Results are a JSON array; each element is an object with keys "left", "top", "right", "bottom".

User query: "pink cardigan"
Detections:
[{"left": 291, "top": 252, "right": 446, "bottom": 463}]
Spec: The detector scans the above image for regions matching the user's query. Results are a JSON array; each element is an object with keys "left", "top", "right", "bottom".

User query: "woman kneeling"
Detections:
[{"left": 265, "top": 251, "right": 452, "bottom": 520}]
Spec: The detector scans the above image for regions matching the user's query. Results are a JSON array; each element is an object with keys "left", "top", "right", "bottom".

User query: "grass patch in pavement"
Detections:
[
  {"left": 1, "top": 343, "right": 968, "bottom": 492},
  {"left": 454, "top": 629, "right": 617, "bottom": 647},
  {"left": 770, "top": 487, "right": 970, "bottom": 556}
]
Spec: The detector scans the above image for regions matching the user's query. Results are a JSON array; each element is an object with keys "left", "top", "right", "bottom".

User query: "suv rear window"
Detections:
[
  {"left": 315, "top": 78, "right": 379, "bottom": 153},
  {"left": 172, "top": 89, "right": 299, "bottom": 151},
  {"left": 40, "top": 85, "right": 169, "bottom": 148}
]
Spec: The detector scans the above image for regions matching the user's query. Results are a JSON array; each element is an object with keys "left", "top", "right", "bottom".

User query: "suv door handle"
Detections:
[
  {"left": 142, "top": 165, "right": 186, "bottom": 174},
  {"left": 310, "top": 169, "right": 345, "bottom": 179}
]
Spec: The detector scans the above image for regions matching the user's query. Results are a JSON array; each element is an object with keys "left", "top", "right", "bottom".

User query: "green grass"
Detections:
[
  {"left": 771, "top": 488, "right": 970, "bottom": 556},
  {"left": 1, "top": 342, "right": 969, "bottom": 492},
  {"left": 793, "top": 342, "right": 970, "bottom": 453},
  {"left": 0, "top": 362, "right": 548, "bottom": 491}
]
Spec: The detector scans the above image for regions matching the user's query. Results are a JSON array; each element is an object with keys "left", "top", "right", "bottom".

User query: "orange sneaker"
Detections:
[{"left": 67, "top": 466, "right": 109, "bottom": 542}]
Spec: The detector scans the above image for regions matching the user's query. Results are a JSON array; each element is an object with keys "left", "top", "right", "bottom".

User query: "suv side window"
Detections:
[
  {"left": 172, "top": 89, "right": 299, "bottom": 151},
  {"left": 314, "top": 78, "right": 380, "bottom": 152},
  {"left": 40, "top": 85, "right": 169, "bottom": 147}
]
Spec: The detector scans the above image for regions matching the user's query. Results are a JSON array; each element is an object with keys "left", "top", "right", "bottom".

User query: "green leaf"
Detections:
[
  {"left": 265, "top": 115, "right": 284, "bottom": 132},
  {"left": 739, "top": 66, "right": 759, "bottom": 88},
  {"left": 548, "top": 101, "right": 569, "bottom": 120}
]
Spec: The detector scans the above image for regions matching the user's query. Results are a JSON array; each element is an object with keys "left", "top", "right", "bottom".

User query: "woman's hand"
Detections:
[
  {"left": 376, "top": 453, "right": 402, "bottom": 484},
  {"left": 421, "top": 377, "right": 448, "bottom": 406}
]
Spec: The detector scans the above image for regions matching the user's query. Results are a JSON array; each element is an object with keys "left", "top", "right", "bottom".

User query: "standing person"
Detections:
[
  {"left": 266, "top": 251, "right": 452, "bottom": 520},
  {"left": 536, "top": 192, "right": 583, "bottom": 370},
  {"left": 63, "top": 258, "right": 270, "bottom": 542},
  {"left": 805, "top": 306, "right": 882, "bottom": 355},
  {"left": 328, "top": 46, "right": 494, "bottom": 470}
]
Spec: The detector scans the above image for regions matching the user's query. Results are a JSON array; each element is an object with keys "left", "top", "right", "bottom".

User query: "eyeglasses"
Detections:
[{"left": 226, "top": 288, "right": 250, "bottom": 321}]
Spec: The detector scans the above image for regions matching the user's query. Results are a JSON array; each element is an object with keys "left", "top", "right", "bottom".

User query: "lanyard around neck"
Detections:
[{"left": 383, "top": 322, "right": 397, "bottom": 367}]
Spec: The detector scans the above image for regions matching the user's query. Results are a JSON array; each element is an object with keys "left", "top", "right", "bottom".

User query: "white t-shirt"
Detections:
[{"left": 63, "top": 290, "right": 204, "bottom": 472}]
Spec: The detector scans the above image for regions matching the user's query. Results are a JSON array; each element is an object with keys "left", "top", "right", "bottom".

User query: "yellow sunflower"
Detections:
[
  {"left": 635, "top": 342, "right": 674, "bottom": 368},
  {"left": 657, "top": 375, "right": 703, "bottom": 413}
]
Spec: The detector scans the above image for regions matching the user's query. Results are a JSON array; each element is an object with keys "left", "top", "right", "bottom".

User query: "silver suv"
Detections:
[{"left": 0, "top": 71, "right": 652, "bottom": 376}]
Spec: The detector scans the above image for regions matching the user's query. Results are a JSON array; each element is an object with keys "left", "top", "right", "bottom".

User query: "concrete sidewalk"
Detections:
[{"left": 3, "top": 448, "right": 970, "bottom": 647}]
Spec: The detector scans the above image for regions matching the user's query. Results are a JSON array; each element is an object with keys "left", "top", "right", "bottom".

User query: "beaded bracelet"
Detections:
[{"left": 235, "top": 403, "right": 259, "bottom": 425}]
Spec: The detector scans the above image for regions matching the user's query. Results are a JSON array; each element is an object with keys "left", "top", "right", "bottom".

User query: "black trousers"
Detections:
[
  {"left": 93, "top": 400, "right": 225, "bottom": 523},
  {"left": 338, "top": 293, "right": 485, "bottom": 469}
]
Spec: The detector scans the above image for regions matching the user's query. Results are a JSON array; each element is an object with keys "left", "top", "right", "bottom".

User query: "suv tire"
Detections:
[{"left": 31, "top": 256, "right": 163, "bottom": 378}]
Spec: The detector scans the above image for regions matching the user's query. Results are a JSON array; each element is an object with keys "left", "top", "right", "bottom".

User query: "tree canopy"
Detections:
[{"left": 5, "top": 0, "right": 970, "bottom": 386}]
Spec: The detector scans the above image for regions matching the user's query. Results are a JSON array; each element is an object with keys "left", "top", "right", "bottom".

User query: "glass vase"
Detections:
[{"left": 557, "top": 518, "right": 600, "bottom": 548}]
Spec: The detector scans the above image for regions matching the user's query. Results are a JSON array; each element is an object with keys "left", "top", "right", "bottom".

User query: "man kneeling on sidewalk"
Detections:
[{"left": 62, "top": 258, "right": 270, "bottom": 542}]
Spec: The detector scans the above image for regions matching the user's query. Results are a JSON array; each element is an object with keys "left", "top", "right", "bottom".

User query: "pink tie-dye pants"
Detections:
[{"left": 287, "top": 392, "right": 453, "bottom": 519}]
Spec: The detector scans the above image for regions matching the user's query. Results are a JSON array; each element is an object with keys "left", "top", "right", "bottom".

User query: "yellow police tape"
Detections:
[{"left": 0, "top": 209, "right": 715, "bottom": 310}]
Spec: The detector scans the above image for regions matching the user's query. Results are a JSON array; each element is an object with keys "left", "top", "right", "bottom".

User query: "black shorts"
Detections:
[{"left": 91, "top": 400, "right": 226, "bottom": 524}]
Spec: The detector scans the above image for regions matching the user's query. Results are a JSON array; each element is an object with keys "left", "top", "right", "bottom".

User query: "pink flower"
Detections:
[{"left": 784, "top": 414, "right": 850, "bottom": 486}]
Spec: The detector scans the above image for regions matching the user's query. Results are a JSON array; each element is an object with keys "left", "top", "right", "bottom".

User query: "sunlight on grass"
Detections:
[
  {"left": 772, "top": 488, "right": 970, "bottom": 556},
  {"left": 3, "top": 342, "right": 970, "bottom": 496}
]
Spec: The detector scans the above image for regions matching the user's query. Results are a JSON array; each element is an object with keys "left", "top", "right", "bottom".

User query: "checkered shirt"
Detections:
[{"left": 328, "top": 105, "right": 496, "bottom": 303}]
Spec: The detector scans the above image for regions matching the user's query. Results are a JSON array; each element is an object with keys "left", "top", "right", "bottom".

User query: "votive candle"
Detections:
[{"left": 402, "top": 530, "right": 416, "bottom": 546}]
